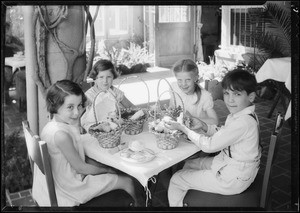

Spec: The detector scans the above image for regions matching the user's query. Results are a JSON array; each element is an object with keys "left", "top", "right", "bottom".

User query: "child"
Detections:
[
  {"left": 165, "top": 69, "right": 261, "bottom": 206},
  {"left": 169, "top": 59, "right": 218, "bottom": 126},
  {"left": 81, "top": 59, "right": 135, "bottom": 131},
  {"left": 32, "top": 80, "right": 138, "bottom": 206}
]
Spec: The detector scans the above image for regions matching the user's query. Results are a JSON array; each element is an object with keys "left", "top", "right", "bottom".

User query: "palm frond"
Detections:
[
  {"left": 245, "top": 2, "right": 291, "bottom": 71},
  {"left": 263, "top": 2, "right": 291, "bottom": 54}
]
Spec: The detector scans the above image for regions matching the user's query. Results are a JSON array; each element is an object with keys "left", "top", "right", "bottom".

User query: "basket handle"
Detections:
[
  {"left": 156, "top": 78, "right": 177, "bottom": 107},
  {"left": 153, "top": 89, "right": 185, "bottom": 119},
  {"left": 92, "top": 89, "right": 121, "bottom": 125},
  {"left": 117, "top": 75, "right": 150, "bottom": 109}
]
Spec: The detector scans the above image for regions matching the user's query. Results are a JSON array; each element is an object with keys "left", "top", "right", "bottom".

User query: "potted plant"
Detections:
[{"left": 95, "top": 39, "right": 154, "bottom": 75}]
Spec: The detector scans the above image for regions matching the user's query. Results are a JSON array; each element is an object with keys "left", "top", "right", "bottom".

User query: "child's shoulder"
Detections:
[
  {"left": 199, "top": 87, "right": 213, "bottom": 100},
  {"left": 235, "top": 111, "right": 258, "bottom": 128}
]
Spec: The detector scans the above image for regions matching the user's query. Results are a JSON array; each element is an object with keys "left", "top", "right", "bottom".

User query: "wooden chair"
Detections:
[
  {"left": 182, "top": 113, "right": 284, "bottom": 210},
  {"left": 22, "top": 120, "right": 136, "bottom": 207},
  {"left": 22, "top": 121, "right": 58, "bottom": 207}
]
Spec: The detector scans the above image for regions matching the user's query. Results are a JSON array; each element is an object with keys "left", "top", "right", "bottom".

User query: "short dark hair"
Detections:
[
  {"left": 89, "top": 59, "right": 119, "bottom": 80},
  {"left": 221, "top": 69, "right": 257, "bottom": 94},
  {"left": 46, "top": 80, "right": 87, "bottom": 114}
]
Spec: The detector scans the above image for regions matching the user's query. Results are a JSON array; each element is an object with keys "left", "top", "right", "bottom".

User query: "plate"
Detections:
[{"left": 119, "top": 148, "right": 156, "bottom": 164}]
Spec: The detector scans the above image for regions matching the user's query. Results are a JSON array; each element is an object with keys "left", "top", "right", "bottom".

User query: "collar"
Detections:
[{"left": 229, "top": 104, "right": 256, "bottom": 119}]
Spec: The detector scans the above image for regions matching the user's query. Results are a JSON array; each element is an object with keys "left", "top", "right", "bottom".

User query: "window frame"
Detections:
[
  {"left": 87, "top": 5, "right": 133, "bottom": 40},
  {"left": 220, "top": 5, "right": 264, "bottom": 53}
]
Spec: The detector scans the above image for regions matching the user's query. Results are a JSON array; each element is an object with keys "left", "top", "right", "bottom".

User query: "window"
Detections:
[
  {"left": 221, "top": 5, "right": 264, "bottom": 50},
  {"left": 88, "top": 6, "right": 130, "bottom": 38},
  {"left": 108, "top": 6, "right": 129, "bottom": 35},
  {"left": 230, "top": 6, "right": 264, "bottom": 48},
  {"left": 159, "top": 6, "right": 190, "bottom": 23}
]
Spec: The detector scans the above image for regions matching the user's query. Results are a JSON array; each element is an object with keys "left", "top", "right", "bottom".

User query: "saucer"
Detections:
[{"left": 119, "top": 148, "right": 155, "bottom": 164}]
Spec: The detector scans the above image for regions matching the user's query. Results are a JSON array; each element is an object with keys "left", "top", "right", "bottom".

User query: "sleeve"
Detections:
[
  {"left": 80, "top": 105, "right": 96, "bottom": 132},
  {"left": 187, "top": 119, "right": 248, "bottom": 153},
  {"left": 201, "top": 90, "right": 214, "bottom": 111},
  {"left": 111, "top": 87, "right": 124, "bottom": 102},
  {"left": 85, "top": 88, "right": 94, "bottom": 103}
]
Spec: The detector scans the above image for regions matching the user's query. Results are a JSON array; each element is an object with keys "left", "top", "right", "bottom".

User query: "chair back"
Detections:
[
  {"left": 260, "top": 112, "right": 284, "bottom": 208},
  {"left": 22, "top": 121, "right": 58, "bottom": 207}
]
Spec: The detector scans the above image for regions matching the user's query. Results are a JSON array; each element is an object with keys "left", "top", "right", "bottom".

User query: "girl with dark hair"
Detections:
[
  {"left": 81, "top": 59, "right": 135, "bottom": 131},
  {"left": 170, "top": 59, "right": 219, "bottom": 126},
  {"left": 32, "top": 80, "right": 138, "bottom": 206}
]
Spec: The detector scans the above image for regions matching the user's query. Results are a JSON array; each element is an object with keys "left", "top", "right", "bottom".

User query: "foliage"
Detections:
[
  {"left": 2, "top": 130, "right": 32, "bottom": 193},
  {"left": 196, "top": 56, "right": 231, "bottom": 82},
  {"left": 246, "top": 2, "right": 291, "bottom": 71},
  {"left": 6, "top": 6, "right": 24, "bottom": 42},
  {"left": 94, "top": 39, "right": 154, "bottom": 75}
]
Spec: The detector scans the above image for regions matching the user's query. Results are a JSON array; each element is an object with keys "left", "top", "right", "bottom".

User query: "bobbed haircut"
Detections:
[
  {"left": 89, "top": 59, "right": 119, "bottom": 80},
  {"left": 46, "top": 79, "right": 87, "bottom": 114},
  {"left": 221, "top": 69, "right": 257, "bottom": 94}
]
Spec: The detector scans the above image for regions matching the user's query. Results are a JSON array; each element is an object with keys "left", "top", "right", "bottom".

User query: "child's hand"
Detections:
[
  {"left": 164, "top": 120, "right": 184, "bottom": 132},
  {"left": 188, "top": 117, "right": 205, "bottom": 130}
]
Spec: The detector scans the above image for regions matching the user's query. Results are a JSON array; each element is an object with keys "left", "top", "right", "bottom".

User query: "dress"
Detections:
[
  {"left": 168, "top": 105, "right": 261, "bottom": 206},
  {"left": 32, "top": 119, "right": 118, "bottom": 206},
  {"left": 81, "top": 86, "right": 124, "bottom": 131},
  {"left": 169, "top": 82, "right": 214, "bottom": 119}
]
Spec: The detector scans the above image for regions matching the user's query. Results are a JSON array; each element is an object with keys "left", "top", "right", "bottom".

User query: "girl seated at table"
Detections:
[
  {"left": 32, "top": 79, "right": 139, "bottom": 206},
  {"left": 81, "top": 59, "right": 135, "bottom": 132},
  {"left": 169, "top": 59, "right": 219, "bottom": 126}
]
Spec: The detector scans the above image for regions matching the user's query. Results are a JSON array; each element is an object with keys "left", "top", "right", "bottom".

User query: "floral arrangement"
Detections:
[
  {"left": 88, "top": 111, "right": 127, "bottom": 148},
  {"left": 89, "top": 112, "right": 124, "bottom": 133},
  {"left": 197, "top": 60, "right": 230, "bottom": 82}
]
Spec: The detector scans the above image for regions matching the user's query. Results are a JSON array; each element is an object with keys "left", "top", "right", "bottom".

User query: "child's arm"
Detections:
[
  {"left": 54, "top": 130, "right": 115, "bottom": 175},
  {"left": 80, "top": 105, "right": 94, "bottom": 132},
  {"left": 165, "top": 119, "right": 243, "bottom": 153},
  {"left": 85, "top": 156, "right": 117, "bottom": 174},
  {"left": 200, "top": 108, "right": 219, "bottom": 125}
]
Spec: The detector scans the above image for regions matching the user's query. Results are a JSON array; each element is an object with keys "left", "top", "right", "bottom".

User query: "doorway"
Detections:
[{"left": 148, "top": 6, "right": 196, "bottom": 68}]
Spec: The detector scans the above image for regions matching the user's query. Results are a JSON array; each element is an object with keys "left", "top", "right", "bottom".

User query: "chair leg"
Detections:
[
  {"left": 280, "top": 94, "right": 288, "bottom": 113},
  {"left": 267, "top": 92, "right": 280, "bottom": 118},
  {"left": 5, "top": 189, "right": 13, "bottom": 207}
]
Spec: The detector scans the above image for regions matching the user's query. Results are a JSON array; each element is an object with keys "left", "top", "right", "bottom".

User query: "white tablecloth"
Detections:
[
  {"left": 81, "top": 123, "right": 201, "bottom": 188},
  {"left": 5, "top": 56, "right": 26, "bottom": 73},
  {"left": 255, "top": 57, "right": 291, "bottom": 120}
]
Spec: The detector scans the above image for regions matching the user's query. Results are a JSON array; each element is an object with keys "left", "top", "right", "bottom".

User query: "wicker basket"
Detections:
[
  {"left": 88, "top": 90, "right": 126, "bottom": 148},
  {"left": 118, "top": 76, "right": 150, "bottom": 135},
  {"left": 149, "top": 79, "right": 185, "bottom": 150}
]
